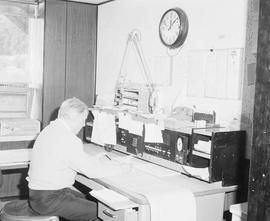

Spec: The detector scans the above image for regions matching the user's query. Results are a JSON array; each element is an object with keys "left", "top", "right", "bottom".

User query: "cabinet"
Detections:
[
  {"left": 189, "top": 128, "right": 246, "bottom": 186},
  {"left": 98, "top": 202, "right": 138, "bottom": 221},
  {"left": 43, "top": 0, "right": 97, "bottom": 127},
  {"left": 0, "top": 140, "right": 33, "bottom": 198}
]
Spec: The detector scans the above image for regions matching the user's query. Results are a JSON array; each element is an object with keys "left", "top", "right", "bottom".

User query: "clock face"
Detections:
[
  {"left": 159, "top": 8, "right": 188, "bottom": 49},
  {"left": 176, "top": 137, "right": 183, "bottom": 151},
  {"left": 159, "top": 10, "right": 180, "bottom": 45}
]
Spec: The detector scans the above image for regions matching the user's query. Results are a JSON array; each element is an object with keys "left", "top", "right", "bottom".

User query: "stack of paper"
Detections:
[
  {"left": 194, "top": 140, "right": 211, "bottom": 154},
  {"left": 105, "top": 169, "right": 196, "bottom": 221},
  {"left": 182, "top": 165, "right": 209, "bottom": 181}
]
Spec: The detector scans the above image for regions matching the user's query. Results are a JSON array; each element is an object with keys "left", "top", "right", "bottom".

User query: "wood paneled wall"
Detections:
[
  {"left": 65, "top": 3, "right": 97, "bottom": 104},
  {"left": 43, "top": 0, "right": 97, "bottom": 127},
  {"left": 248, "top": 0, "right": 270, "bottom": 220},
  {"left": 43, "top": 0, "right": 67, "bottom": 127}
]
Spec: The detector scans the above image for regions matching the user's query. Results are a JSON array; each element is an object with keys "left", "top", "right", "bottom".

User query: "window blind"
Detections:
[{"left": 0, "top": 0, "right": 44, "bottom": 18}]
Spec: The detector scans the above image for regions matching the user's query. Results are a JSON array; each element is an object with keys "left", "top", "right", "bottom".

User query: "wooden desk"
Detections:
[
  {"left": 76, "top": 143, "right": 238, "bottom": 221},
  {"left": 0, "top": 135, "right": 37, "bottom": 142},
  {"left": 0, "top": 135, "right": 36, "bottom": 198}
]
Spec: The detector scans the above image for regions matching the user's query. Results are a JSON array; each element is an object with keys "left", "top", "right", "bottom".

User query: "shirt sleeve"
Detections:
[{"left": 64, "top": 141, "right": 131, "bottom": 178}]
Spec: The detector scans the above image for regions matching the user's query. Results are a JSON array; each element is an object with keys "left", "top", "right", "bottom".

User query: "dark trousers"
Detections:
[{"left": 29, "top": 188, "right": 98, "bottom": 221}]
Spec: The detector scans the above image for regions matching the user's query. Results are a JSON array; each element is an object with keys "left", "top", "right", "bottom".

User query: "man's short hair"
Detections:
[{"left": 58, "top": 97, "right": 88, "bottom": 120}]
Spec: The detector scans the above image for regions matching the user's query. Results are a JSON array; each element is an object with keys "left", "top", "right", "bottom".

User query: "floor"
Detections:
[
  {"left": 0, "top": 200, "right": 8, "bottom": 210},
  {"left": 0, "top": 197, "right": 234, "bottom": 221}
]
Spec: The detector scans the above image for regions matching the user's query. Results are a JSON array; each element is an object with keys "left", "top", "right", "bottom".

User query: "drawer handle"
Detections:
[{"left": 103, "top": 209, "right": 117, "bottom": 218}]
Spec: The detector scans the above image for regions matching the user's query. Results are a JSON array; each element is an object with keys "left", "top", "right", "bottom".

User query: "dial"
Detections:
[{"left": 176, "top": 137, "right": 183, "bottom": 152}]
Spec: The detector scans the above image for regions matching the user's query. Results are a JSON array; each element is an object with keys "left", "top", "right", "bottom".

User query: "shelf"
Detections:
[
  {"left": 0, "top": 161, "right": 29, "bottom": 170},
  {"left": 122, "top": 96, "right": 139, "bottom": 101},
  {"left": 192, "top": 150, "right": 211, "bottom": 159},
  {"left": 122, "top": 103, "right": 138, "bottom": 108},
  {"left": 122, "top": 89, "right": 139, "bottom": 93},
  {"left": 0, "top": 134, "right": 38, "bottom": 142}
]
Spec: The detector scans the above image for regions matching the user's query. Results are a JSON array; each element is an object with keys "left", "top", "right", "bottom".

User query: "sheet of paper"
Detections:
[
  {"left": 144, "top": 123, "right": 163, "bottom": 143},
  {"left": 126, "top": 119, "right": 143, "bottom": 136},
  {"left": 226, "top": 49, "right": 243, "bottom": 99},
  {"left": 182, "top": 165, "right": 209, "bottom": 181},
  {"left": 91, "top": 110, "right": 116, "bottom": 146},
  {"left": 106, "top": 169, "right": 196, "bottom": 221},
  {"left": 204, "top": 50, "right": 227, "bottom": 98},
  {"left": 118, "top": 112, "right": 132, "bottom": 130},
  {"left": 187, "top": 50, "right": 206, "bottom": 97},
  {"left": 147, "top": 186, "right": 196, "bottom": 221}
]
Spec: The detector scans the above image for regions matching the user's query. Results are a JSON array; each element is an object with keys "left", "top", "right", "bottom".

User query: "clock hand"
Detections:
[
  {"left": 171, "top": 18, "right": 178, "bottom": 28},
  {"left": 168, "top": 18, "right": 178, "bottom": 31},
  {"left": 168, "top": 20, "right": 172, "bottom": 30}
]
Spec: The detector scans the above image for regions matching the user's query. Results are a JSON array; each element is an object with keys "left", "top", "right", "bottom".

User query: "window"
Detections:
[
  {"left": 0, "top": 13, "right": 29, "bottom": 82},
  {"left": 0, "top": 1, "right": 44, "bottom": 120}
]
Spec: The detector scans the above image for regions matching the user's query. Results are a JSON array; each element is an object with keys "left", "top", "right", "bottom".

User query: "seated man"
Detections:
[{"left": 27, "top": 97, "right": 131, "bottom": 221}]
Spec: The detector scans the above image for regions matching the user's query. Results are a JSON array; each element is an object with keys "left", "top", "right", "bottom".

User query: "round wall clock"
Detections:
[{"left": 159, "top": 7, "right": 189, "bottom": 49}]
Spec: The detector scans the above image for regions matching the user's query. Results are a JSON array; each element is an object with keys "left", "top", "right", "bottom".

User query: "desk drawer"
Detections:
[{"left": 98, "top": 202, "right": 138, "bottom": 221}]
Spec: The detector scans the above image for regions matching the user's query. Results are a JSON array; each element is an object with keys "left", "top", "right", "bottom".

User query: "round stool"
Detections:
[{"left": 0, "top": 200, "right": 59, "bottom": 221}]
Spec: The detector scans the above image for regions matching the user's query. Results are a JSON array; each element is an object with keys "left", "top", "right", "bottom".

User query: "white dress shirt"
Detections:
[{"left": 27, "top": 119, "right": 128, "bottom": 190}]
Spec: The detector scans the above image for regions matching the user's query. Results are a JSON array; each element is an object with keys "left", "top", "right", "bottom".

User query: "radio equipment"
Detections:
[
  {"left": 84, "top": 110, "right": 94, "bottom": 143},
  {"left": 114, "top": 31, "right": 156, "bottom": 114},
  {"left": 187, "top": 127, "right": 246, "bottom": 186},
  {"left": 144, "top": 129, "right": 190, "bottom": 164},
  {"left": 115, "top": 86, "right": 152, "bottom": 114},
  {"left": 127, "top": 133, "right": 144, "bottom": 155},
  {"left": 116, "top": 127, "right": 129, "bottom": 147},
  {"left": 84, "top": 122, "right": 93, "bottom": 143},
  {"left": 174, "top": 130, "right": 190, "bottom": 165}
]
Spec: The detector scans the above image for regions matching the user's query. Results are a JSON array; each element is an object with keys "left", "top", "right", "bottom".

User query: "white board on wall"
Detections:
[{"left": 187, "top": 48, "right": 243, "bottom": 100}]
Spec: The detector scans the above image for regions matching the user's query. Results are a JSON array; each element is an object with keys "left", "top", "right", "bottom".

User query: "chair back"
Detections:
[{"left": 193, "top": 111, "right": 216, "bottom": 124}]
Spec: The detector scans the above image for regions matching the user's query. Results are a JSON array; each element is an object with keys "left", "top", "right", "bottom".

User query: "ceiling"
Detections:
[
  {"left": 1, "top": 0, "right": 114, "bottom": 5},
  {"left": 1, "top": 0, "right": 42, "bottom": 4},
  {"left": 68, "top": 0, "right": 115, "bottom": 5}
]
